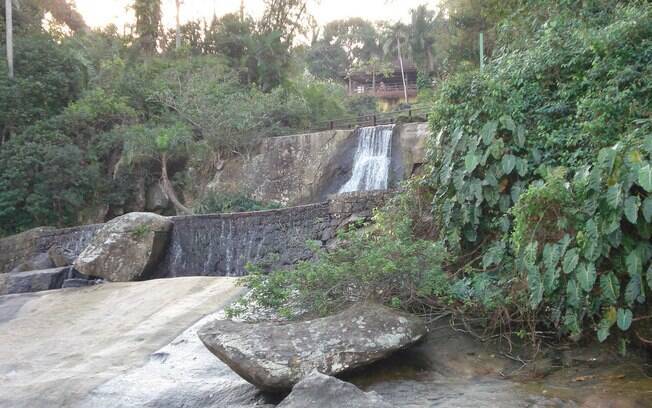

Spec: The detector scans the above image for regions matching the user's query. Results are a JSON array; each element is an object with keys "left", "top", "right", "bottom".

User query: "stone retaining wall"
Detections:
[{"left": 0, "top": 191, "right": 393, "bottom": 277}]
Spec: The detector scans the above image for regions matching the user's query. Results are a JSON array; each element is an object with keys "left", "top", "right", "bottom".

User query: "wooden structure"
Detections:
[{"left": 343, "top": 59, "right": 418, "bottom": 109}]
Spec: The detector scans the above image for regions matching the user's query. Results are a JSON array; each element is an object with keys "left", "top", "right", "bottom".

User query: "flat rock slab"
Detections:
[
  {"left": 277, "top": 372, "right": 391, "bottom": 408},
  {"left": 0, "top": 277, "right": 242, "bottom": 408},
  {"left": 198, "top": 303, "right": 427, "bottom": 391}
]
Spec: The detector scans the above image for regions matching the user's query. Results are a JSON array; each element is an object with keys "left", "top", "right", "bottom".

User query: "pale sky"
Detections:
[{"left": 75, "top": 0, "right": 439, "bottom": 30}]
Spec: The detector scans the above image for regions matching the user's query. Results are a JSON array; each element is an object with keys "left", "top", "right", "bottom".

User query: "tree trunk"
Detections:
[
  {"left": 372, "top": 68, "right": 376, "bottom": 95},
  {"left": 160, "top": 153, "right": 193, "bottom": 215},
  {"left": 397, "top": 36, "right": 408, "bottom": 104},
  {"left": 5, "top": 0, "right": 14, "bottom": 79},
  {"left": 425, "top": 46, "right": 435, "bottom": 73},
  {"left": 175, "top": 0, "right": 181, "bottom": 50}
]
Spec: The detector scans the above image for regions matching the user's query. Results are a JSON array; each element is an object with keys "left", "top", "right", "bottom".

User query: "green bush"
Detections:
[
  {"left": 230, "top": 212, "right": 449, "bottom": 319},
  {"left": 511, "top": 140, "right": 652, "bottom": 343},
  {"left": 420, "top": 1, "right": 652, "bottom": 345}
]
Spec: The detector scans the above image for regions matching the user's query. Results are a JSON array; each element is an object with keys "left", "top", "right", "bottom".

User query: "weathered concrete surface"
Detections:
[
  {"left": 198, "top": 303, "right": 427, "bottom": 391},
  {"left": 391, "top": 122, "right": 429, "bottom": 184},
  {"left": 277, "top": 372, "right": 391, "bottom": 408},
  {"left": 2, "top": 192, "right": 393, "bottom": 280},
  {"left": 0, "top": 277, "right": 244, "bottom": 408},
  {"left": 74, "top": 212, "right": 172, "bottom": 282}
]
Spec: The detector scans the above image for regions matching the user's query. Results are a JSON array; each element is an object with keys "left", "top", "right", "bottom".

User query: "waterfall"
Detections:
[{"left": 339, "top": 125, "right": 394, "bottom": 193}]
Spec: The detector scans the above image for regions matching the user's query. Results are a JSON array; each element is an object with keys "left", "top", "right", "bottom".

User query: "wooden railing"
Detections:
[
  {"left": 303, "top": 106, "right": 430, "bottom": 134},
  {"left": 351, "top": 83, "right": 419, "bottom": 99}
]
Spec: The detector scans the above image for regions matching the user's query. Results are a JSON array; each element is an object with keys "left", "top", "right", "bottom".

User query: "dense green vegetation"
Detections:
[
  {"left": 241, "top": 0, "right": 652, "bottom": 350},
  {"left": 4, "top": 0, "right": 650, "bottom": 349},
  {"left": 1, "top": 0, "right": 487, "bottom": 236}
]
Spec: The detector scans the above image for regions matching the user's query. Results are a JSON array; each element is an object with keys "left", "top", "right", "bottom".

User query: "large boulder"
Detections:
[
  {"left": 74, "top": 213, "right": 172, "bottom": 282},
  {"left": 277, "top": 372, "right": 391, "bottom": 408},
  {"left": 198, "top": 303, "right": 427, "bottom": 391}
]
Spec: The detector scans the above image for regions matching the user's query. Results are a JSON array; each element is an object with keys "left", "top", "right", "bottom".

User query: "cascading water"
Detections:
[{"left": 339, "top": 125, "right": 394, "bottom": 193}]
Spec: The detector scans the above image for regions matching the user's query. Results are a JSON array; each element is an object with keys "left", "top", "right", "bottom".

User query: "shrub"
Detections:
[
  {"left": 420, "top": 2, "right": 652, "bottom": 346},
  {"left": 230, "top": 212, "right": 449, "bottom": 319}
]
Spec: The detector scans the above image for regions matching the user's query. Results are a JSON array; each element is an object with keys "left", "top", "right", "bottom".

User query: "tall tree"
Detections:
[
  {"left": 41, "top": 0, "right": 88, "bottom": 32},
  {"left": 259, "top": 0, "right": 308, "bottom": 46},
  {"left": 5, "top": 0, "right": 13, "bottom": 79},
  {"left": 123, "top": 123, "right": 194, "bottom": 215},
  {"left": 409, "top": 5, "right": 437, "bottom": 72},
  {"left": 253, "top": 0, "right": 309, "bottom": 90},
  {"left": 1, "top": 0, "right": 88, "bottom": 33},
  {"left": 175, "top": 0, "right": 182, "bottom": 49},
  {"left": 133, "top": 0, "right": 161, "bottom": 55}
]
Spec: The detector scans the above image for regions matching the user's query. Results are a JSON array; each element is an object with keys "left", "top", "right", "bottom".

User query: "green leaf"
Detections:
[
  {"left": 576, "top": 262, "right": 597, "bottom": 292},
  {"left": 563, "top": 248, "right": 580, "bottom": 274},
  {"left": 543, "top": 243, "right": 561, "bottom": 270},
  {"left": 465, "top": 153, "right": 480, "bottom": 173},
  {"left": 563, "top": 310, "right": 581, "bottom": 337},
  {"left": 624, "top": 195, "right": 641, "bottom": 224},
  {"left": 528, "top": 267, "right": 544, "bottom": 309},
  {"left": 644, "top": 135, "right": 652, "bottom": 155},
  {"left": 647, "top": 263, "right": 652, "bottom": 291},
  {"left": 597, "top": 326, "right": 610, "bottom": 343},
  {"left": 502, "top": 154, "right": 517, "bottom": 175},
  {"left": 597, "top": 310, "right": 615, "bottom": 343},
  {"left": 516, "top": 126, "right": 526, "bottom": 148},
  {"left": 558, "top": 234, "right": 572, "bottom": 257},
  {"left": 606, "top": 184, "right": 622, "bottom": 208},
  {"left": 638, "top": 164, "right": 652, "bottom": 192},
  {"left": 543, "top": 266, "right": 560, "bottom": 294},
  {"left": 626, "top": 251, "right": 642, "bottom": 277},
  {"left": 624, "top": 277, "right": 641, "bottom": 306},
  {"left": 598, "top": 147, "right": 617, "bottom": 174},
  {"left": 523, "top": 241, "right": 538, "bottom": 268},
  {"left": 500, "top": 115, "right": 516, "bottom": 132},
  {"left": 566, "top": 279, "right": 581, "bottom": 308},
  {"left": 515, "top": 158, "right": 528, "bottom": 177},
  {"left": 490, "top": 138, "right": 505, "bottom": 160},
  {"left": 480, "top": 121, "right": 498, "bottom": 145},
  {"left": 600, "top": 272, "right": 620, "bottom": 304},
  {"left": 643, "top": 197, "right": 652, "bottom": 223},
  {"left": 617, "top": 308, "right": 633, "bottom": 331}
]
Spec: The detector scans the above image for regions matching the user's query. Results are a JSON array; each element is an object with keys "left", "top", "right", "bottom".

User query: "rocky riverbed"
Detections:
[{"left": 1, "top": 278, "right": 650, "bottom": 407}]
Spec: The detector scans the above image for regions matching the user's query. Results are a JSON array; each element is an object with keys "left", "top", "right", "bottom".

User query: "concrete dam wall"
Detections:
[{"left": 0, "top": 191, "right": 393, "bottom": 278}]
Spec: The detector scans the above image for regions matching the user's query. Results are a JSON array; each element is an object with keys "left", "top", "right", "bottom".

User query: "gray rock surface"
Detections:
[
  {"left": 74, "top": 212, "right": 172, "bottom": 282},
  {"left": 0, "top": 277, "right": 245, "bottom": 408},
  {"left": 277, "top": 372, "right": 391, "bottom": 408},
  {"left": 0, "top": 267, "right": 71, "bottom": 295},
  {"left": 198, "top": 303, "right": 427, "bottom": 391},
  {"left": 9, "top": 252, "right": 55, "bottom": 273},
  {"left": 48, "top": 245, "right": 76, "bottom": 267},
  {"left": 146, "top": 183, "right": 170, "bottom": 212}
]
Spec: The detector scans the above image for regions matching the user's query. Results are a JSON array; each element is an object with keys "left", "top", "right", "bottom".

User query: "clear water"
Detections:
[{"left": 339, "top": 125, "right": 394, "bottom": 193}]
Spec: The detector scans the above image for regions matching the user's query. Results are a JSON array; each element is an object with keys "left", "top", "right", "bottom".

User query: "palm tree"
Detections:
[
  {"left": 409, "top": 5, "right": 437, "bottom": 73},
  {"left": 381, "top": 23, "right": 411, "bottom": 104},
  {"left": 175, "top": 0, "right": 183, "bottom": 50},
  {"left": 5, "top": 0, "right": 15, "bottom": 79}
]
